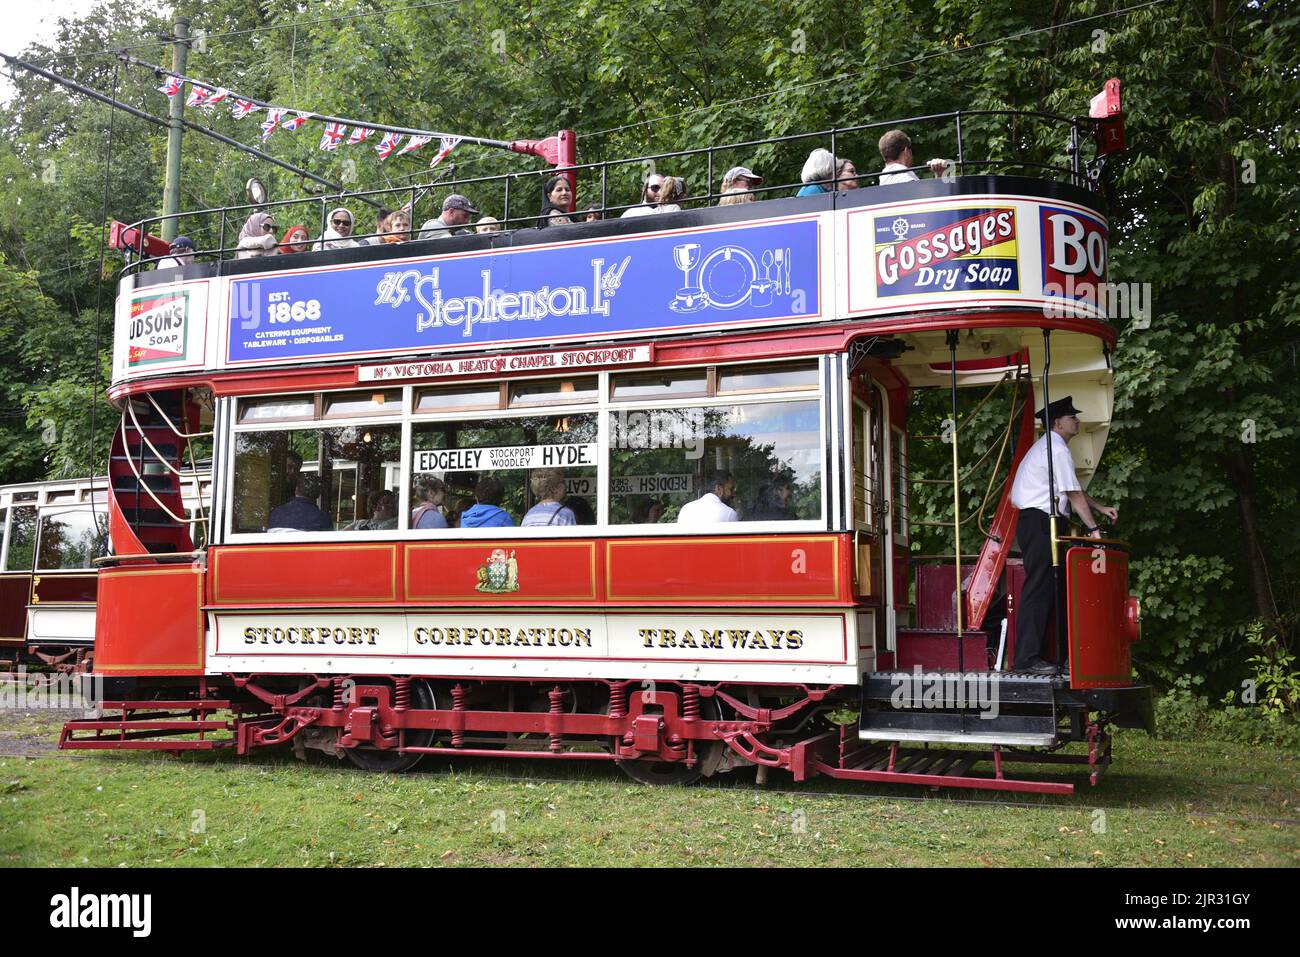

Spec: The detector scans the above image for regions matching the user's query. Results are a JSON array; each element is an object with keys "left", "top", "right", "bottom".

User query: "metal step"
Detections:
[{"left": 857, "top": 728, "right": 1058, "bottom": 746}]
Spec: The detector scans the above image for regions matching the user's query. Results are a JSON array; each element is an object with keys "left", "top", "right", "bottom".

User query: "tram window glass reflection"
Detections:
[
  {"left": 607, "top": 400, "right": 821, "bottom": 523},
  {"left": 509, "top": 377, "right": 598, "bottom": 408},
  {"left": 238, "top": 395, "right": 316, "bottom": 423},
  {"left": 717, "top": 363, "right": 818, "bottom": 394},
  {"left": 4, "top": 506, "right": 37, "bottom": 570},
  {"left": 231, "top": 425, "right": 402, "bottom": 533},
  {"left": 37, "top": 508, "right": 108, "bottom": 570},
  {"left": 410, "top": 413, "right": 598, "bottom": 528},
  {"left": 323, "top": 390, "right": 401, "bottom": 418},
  {"left": 413, "top": 384, "right": 501, "bottom": 414},
  {"left": 0, "top": 506, "right": 7, "bottom": 565},
  {"left": 610, "top": 369, "right": 708, "bottom": 402}
]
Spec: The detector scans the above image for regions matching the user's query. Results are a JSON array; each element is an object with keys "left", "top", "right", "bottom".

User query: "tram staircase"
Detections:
[
  {"left": 108, "top": 389, "right": 208, "bottom": 557},
  {"left": 859, "top": 385, "right": 1063, "bottom": 747}
]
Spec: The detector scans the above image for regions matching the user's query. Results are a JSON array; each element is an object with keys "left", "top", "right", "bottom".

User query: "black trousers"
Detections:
[{"left": 1013, "top": 508, "right": 1062, "bottom": 667}]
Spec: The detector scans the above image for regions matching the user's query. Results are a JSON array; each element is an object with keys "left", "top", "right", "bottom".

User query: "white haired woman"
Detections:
[{"left": 796, "top": 148, "right": 837, "bottom": 196}]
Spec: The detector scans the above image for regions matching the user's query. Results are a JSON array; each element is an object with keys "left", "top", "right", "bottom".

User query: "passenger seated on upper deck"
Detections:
[
  {"left": 796, "top": 148, "right": 837, "bottom": 196},
  {"left": 676, "top": 471, "right": 739, "bottom": 524},
  {"left": 835, "top": 158, "right": 859, "bottom": 191},
  {"left": 317, "top": 207, "right": 360, "bottom": 250},
  {"left": 877, "top": 129, "right": 951, "bottom": 184},
  {"left": 235, "top": 213, "right": 280, "bottom": 259},
  {"left": 411, "top": 477, "right": 449, "bottom": 529},
  {"left": 475, "top": 216, "right": 502, "bottom": 234},
  {"left": 156, "top": 235, "right": 196, "bottom": 270},
  {"left": 418, "top": 194, "right": 478, "bottom": 240},
  {"left": 652, "top": 177, "right": 687, "bottom": 213},
  {"left": 717, "top": 186, "right": 755, "bottom": 206},
  {"left": 279, "top": 224, "right": 311, "bottom": 254},
  {"left": 358, "top": 208, "right": 391, "bottom": 245},
  {"left": 379, "top": 210, "right": 410, "bottom": 244},
  {"left": 582, "top": 204, "right": 604, "bottom": 222},
  {"left": 621, "top": 172, "right": 665, "bottom": 217},
  {"left": 538, "top": 175, "right": 577, "bottom": 228},
  {"left": 459, "top": 476, "right": 515, "bottom": 528},
  {"left": 718, "top": 166, "right": 763, "bottom": 203},
  {"left": 267, "top": 473, "right": 333, "bottom": 532},
  {"left": 522, "top": 469, "right": 576, "bottom": 527}
]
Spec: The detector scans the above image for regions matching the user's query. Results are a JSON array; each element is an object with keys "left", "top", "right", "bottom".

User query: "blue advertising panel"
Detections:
[{"left": 226, "top": 218, "right": 821, "bottom": 365}]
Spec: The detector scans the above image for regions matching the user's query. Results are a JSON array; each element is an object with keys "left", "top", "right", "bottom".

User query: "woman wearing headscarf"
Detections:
[
  {"left": 796, "top": 148, "right": 837, "bottom": 196},
  {"left": 537, "top": 175, "right": 574, "bottom": 229},
  {"left": 235, "top": 212, "right": 280, "bottom": 259},
  {"left": 316, "top": 207, "right": 359, "bottom": 250},
  {"left": 279, "top": 224, "right": 311, "bottom": 254}
]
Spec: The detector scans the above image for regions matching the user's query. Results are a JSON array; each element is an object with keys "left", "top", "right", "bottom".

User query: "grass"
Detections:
[{"left": 0, "top": 709, "right": 1295, "bottom": 867}]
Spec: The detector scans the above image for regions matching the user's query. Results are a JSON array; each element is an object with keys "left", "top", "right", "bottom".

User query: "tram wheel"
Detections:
[
  {"left": 613, "top": 686, "right": 722, "bottom": 787},
  {"left": 343, "top": 679, "right": 436, "bottom": 773}
]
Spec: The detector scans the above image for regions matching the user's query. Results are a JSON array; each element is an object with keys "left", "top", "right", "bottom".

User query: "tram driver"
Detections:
[{"left": 1009, "top": 396, "right": 1118, "bottom": 675}]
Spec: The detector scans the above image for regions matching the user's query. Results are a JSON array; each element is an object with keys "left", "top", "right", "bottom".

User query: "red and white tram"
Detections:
[{"left": 63, "top": 99, "right": 1152, "bottom": 793}]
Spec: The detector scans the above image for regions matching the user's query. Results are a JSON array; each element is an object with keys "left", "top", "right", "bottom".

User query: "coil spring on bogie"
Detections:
[
  {"left": 332, "top": 677, "right": 347, "bottom": 709},
  {"left": 682, "top": 684, "right": 700, "bottom": 721},
  {"left": 395, "top": 677, "right": 410, "bottom": 710},
  {"left": 548, "top": 685, "right": 567, "bottom": 753},
  {"left": 608, "top": 681, "right": 628, "bottom": 719},
  {"left": 451, "top": 684, "right": 466, "bottom": 747}
]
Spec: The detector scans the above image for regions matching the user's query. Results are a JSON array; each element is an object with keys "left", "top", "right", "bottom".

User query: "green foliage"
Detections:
[{"left": 1155, "top": 691, "right": 1300, "bottom": 750}]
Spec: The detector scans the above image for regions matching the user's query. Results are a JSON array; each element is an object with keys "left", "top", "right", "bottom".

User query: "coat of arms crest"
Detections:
[{"left": 475, "top": 548, "right": 520, "bottom": 593}]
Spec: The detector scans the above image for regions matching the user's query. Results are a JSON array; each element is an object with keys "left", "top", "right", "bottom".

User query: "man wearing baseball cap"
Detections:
[
  {"left": 418, "top": 194, "right": 480, "bottom": 240},
  {"left": 156, "top": 235, "right": 196, "bottom": 271},
  {"left": 1008, "top": 395, "right": 1119, "bottom": 674}
]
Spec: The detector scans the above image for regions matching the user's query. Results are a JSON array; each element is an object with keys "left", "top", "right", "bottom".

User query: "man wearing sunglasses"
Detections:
[{"left": 620, "top": 172, "right": 666, "bottom": 218}]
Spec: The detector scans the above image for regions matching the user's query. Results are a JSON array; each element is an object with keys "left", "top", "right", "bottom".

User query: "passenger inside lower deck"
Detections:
[
  {"left": 522, "top": 469, "right": 576, "bottom": 526},
  {"left": 459, "top": 477, "right": 515, "bottom": 528},
  {"left": 268, "top": 474, "right": 332, "bottom": 532}
]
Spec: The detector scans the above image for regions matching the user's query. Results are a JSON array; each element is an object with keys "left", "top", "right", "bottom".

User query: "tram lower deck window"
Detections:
[
  {"left": 36, "top": 509, "right": 108, "bottom": 570},
  {"left": 231, "top": 425, "right": 402, "bottom": 533},
  {"left": 410, "top": 413, "right": 598, "bottom": 528},
  {"left": 608, "top": 399, "right": 822, "bottom": 523}
]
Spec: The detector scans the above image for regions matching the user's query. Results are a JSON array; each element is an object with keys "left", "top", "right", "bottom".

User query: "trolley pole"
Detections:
[{"left": 160, "top": 17, "right": 189, "bottom": 242}]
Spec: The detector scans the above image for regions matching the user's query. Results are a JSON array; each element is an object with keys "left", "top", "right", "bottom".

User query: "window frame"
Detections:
[{"left": 219, "top": 358, "right": 831, "bottom": 543}]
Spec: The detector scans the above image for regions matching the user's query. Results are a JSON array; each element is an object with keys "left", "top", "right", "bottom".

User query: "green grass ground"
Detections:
[{"left": 1, "top": 708, "right": 1295, "bottom": 866}]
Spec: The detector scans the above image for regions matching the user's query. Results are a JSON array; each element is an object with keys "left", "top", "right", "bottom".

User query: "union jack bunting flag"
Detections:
[
  {"left": 347, "top": 127, "right": 373, "bottom": 146},
  {"left": 319, "top": 122, "right": 348, "bottom": 151},
  {"left": 260, "top": 109, "right": 287, "bottom": 140},
  {"left": 281, "top": 112, "right": 312, "bottom": 132},
  {"left": 157, "top": 76, "right": 181, "bottom": 99},
  {"left": 375, "top": 132, "right": 404, "bottom": 159},
  {"left": 396, "top": 135, "right": 432, "bottom": 157},
  {"left": 202, "top": 88, "right": 231, "bottom": 108},
  {"left": 429, "top": 135, "right": 461, "bottom": 168},
  {"left": 231, "top": 99, "right": 258, "bottom": 119},
  {"left": 185, "top": 85, "right": 211, "bottom": 108}
]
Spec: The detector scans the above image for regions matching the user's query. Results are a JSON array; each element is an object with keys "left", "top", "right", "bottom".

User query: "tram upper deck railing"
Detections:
[{"left": 120, "top": 107, "right": 1119, "bottom": 273}]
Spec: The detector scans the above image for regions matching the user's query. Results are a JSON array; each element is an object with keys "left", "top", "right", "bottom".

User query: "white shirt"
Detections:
[
  {"left": 676, "top": 492, "right": 738, "bottom": 524},
  {"left": 878, "top": 162, "right": 919, "bottom": 185},
  {"left": 620, "top": 205, "right": 656, "bottom": 218},
  {"left": 1010, "top": 431, "right": 1082, "bottom": 516}
]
